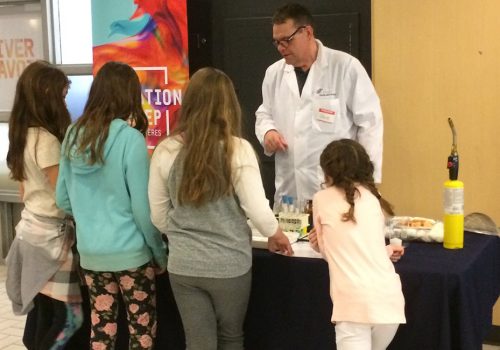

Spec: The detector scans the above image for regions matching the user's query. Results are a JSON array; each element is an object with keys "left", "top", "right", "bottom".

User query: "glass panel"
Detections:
[
  {"left": 0, "top": 123, "right": 9, "bottom": 170},
  {"left": 55, "top": 0, "right": 92, "bottom": 64},
  {"left": 0, "top": 122, "right": 19, "bottom": 199},
  {"left": 66, "top": 74, "right": 93, "bottom": 121}
]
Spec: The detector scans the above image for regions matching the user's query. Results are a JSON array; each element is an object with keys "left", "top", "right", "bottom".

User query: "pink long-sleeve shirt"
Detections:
[{"left": 313, "top": 186, "right": 406, "bottom": 324}]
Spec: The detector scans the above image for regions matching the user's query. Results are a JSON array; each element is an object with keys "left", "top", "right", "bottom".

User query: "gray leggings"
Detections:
[{"left": 169, "top": 270, "right": 252, "bottom": 350}]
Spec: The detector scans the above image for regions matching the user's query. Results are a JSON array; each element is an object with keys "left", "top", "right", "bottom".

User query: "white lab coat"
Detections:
[{"left": 255, "top": 40, "right": 383, "bottom": 205}]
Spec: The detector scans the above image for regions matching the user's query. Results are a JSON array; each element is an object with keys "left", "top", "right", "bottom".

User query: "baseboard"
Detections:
[{"left": 484, "top": 325, "right": 500, "bottom": 345}]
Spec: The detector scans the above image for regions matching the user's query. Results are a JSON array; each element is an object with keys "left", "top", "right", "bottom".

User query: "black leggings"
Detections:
[{"left": 23, "top": 293, "right": 82, "bottom": 350}]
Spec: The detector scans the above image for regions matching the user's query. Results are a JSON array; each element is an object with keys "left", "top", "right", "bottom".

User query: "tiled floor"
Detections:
[
  {"left": 0, "top": 263, "right": 26, "bottom": 350},
  {"left": 0, "top": 263, "right": 498, "bottom": 350},
  {"left": 487, "top": 344, "right": 500, "bottom": 350}
]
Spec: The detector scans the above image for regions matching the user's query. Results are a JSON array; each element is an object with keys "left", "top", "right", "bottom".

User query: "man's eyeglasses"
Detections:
[{"left": 272, "top": 25, "right": 306, "bottom": 48}]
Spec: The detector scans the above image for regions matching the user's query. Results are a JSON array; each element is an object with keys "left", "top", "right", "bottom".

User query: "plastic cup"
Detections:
[{"left": 390, "top": 237, "right": 403, "bottom": 247}]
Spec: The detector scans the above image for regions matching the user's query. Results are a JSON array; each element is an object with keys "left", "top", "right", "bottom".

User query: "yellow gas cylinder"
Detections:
[{"left": 443, "top": 180, "right": 464, "bottom": 249}]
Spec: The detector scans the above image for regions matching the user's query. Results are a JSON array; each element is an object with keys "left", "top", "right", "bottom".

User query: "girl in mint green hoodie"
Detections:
[{"left": 56, "top": 61, "right": 167, "bottom": 350}]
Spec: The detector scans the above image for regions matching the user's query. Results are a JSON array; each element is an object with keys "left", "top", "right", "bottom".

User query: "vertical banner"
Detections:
[
  {"left": 91, "top": 0, "right": 189, "bottom": 149},
  {"left": 0, "top": 9, "right": 43, "bottom": 112}
]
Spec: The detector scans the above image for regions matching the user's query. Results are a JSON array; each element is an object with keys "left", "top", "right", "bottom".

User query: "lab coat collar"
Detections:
[
  {"left": 314, "top": 40, "right": 328, "bottom": 69},
  {"left": 283, "top": 40, "right": 325, "bottom": 98}
]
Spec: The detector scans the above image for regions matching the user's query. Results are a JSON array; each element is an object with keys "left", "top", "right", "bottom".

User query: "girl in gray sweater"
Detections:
[{"left": 149, "top": 67, "right": 293, "bottom": 350}]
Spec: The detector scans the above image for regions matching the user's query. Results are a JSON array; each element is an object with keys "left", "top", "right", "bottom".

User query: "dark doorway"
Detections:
[{"left": 187, "top": 0, "right": 372, "bottom": 205}]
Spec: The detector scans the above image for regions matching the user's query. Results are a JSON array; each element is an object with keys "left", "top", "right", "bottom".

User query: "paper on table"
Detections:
[
  {"left": 251, "top": 234, "right": 323, "bottom": 259},
  {"left": 251, "top": 231, "right": 297, "bottom": 249},
  {"left": 248, "top": 220, "right": 322, "bottom": 258},
  {"left": 289, "top": 241, "right": 323, "bottom": 259}
]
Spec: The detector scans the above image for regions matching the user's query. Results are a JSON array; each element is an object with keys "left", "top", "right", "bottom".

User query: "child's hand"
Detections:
[
  {"left": 389, "top": 245, "right": 405, "bottom": 262},
  {"left": 308, "top": 228, "right": 320, "bottom": 252},
  {"left": 268, "top": 228, "right": 294, "bottom": 256}
]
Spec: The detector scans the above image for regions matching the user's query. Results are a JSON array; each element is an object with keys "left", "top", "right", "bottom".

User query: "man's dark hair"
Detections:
[{"left": 272, "top": 3, "right": 314, "bottom": 28}]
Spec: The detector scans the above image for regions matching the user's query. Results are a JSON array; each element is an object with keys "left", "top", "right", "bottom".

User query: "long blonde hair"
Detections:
[{"left": 172, "top": 67, "right": 242, "bottom": 206}]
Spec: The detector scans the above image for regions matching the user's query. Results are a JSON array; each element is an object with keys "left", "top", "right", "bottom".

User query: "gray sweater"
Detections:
[
  {"left": 6, "top": 233, "right": 62, "bottom": 315},
  {"left": 165, "top": 149, "right": 253, "bottom": 278}
]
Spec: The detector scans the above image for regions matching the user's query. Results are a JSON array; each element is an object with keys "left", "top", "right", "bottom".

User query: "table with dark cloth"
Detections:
[
  {"left": 389, "top": 232, "right": 500, "bottom": 350},
  {"left": 22, "top": 232, "right": 499, "bottom": 350},
  {"left": 246, "top": 232, "right": 500, "bottom": 350}
]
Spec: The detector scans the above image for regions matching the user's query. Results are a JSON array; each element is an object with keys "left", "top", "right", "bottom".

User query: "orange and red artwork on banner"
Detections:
[{"left": 92, "top": 0, "right": 189, "bottom": 149}]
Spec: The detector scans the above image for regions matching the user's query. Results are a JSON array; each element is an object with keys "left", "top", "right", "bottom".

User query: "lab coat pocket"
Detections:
[{"left": 312, "top": 97, "right": 340, "bottom": 133}]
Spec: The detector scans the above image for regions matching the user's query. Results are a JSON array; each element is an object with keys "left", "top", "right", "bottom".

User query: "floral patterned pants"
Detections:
[{"left": 83, "top": 263, "right": 157, "bottom": 350}]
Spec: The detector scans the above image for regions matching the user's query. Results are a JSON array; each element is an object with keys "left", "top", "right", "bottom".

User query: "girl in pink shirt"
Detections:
[{"left": 310, "top": 139, "right": 406, "bottom": 350}]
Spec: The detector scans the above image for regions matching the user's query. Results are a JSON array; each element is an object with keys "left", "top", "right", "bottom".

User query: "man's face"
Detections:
[{"left": 272, "top": 19, "right": 310, "bottom": 67}]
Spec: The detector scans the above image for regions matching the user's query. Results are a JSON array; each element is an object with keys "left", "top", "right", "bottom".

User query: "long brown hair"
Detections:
[
  {"left": 319, "top": 139, "right": 394, "bottom": 222},
  {"left": 7, "top": 60, "right": 71, "bottom": 181},
  {"left": 64, "top": 61, "right": 147, "bottom": 164},
  {"left": 171, "top": 67, "right": 242, "bottom": 206}
]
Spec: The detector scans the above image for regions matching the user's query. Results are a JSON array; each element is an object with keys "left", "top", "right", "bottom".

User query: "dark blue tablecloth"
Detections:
[
  {"left": 390, "top": 232, "right": 500, "bottom": 350},
  {"left": 22, "top": 232, "right": 499, "bottom": 350},
  {"left": 244, "top": 248, "right": 333, "bottom": 349},
  {"left": 245, "top": 233, "right": 500, "bottom": 350}
]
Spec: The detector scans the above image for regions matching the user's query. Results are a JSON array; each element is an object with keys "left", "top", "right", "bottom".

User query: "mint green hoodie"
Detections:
[{"left": 56, "top": 119, "right": 167, "bottom": 271}]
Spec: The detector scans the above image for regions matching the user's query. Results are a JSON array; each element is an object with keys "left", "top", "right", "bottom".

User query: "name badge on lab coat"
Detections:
[
  {"left": 317, "top": 107, "right": 336, "bottom": 123},
  {"left": 313, "top": 96, "right": 340, "bottom": 132}
]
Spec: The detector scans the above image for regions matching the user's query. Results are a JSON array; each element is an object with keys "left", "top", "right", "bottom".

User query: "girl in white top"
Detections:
[
  {"left": 310, "top": 139, "right": 405, "bottom": 350},
  {"left": 5, "top": 61, "right": 82, "bottom": 349}
]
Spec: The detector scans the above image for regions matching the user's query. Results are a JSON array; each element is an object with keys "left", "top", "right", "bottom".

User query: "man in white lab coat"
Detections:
[{"left": 255, "top": 3, "right": 383, "bottom": 207}]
